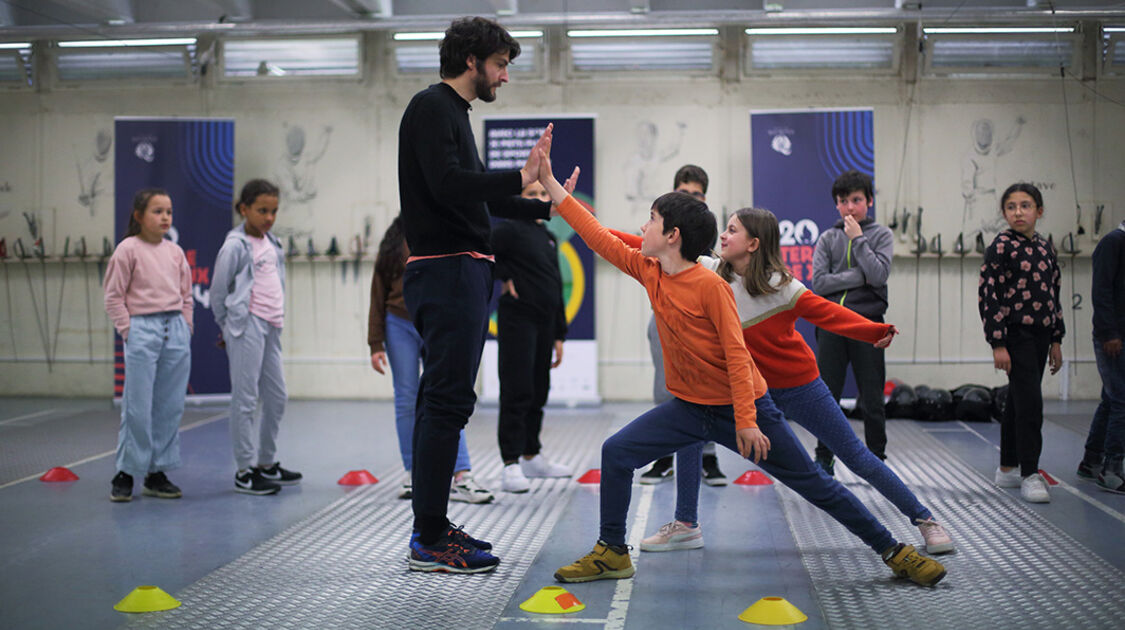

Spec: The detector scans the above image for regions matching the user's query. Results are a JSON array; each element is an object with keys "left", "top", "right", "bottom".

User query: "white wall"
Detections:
[{"left": 2, "top": 38, "right": 1123, "bottom": 400}]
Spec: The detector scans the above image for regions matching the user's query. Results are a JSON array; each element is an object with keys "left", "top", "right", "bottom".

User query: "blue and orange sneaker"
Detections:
[
  {"left": 408, "top": 532, "right": 500, "bottom": 574},
  {"left": 447, "top": 524, "right": 492, "bottom": 551}
]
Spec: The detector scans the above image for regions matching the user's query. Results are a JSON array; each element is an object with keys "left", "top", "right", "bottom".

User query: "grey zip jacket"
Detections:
[
  {"left": 210, "top": 223, "right": 286, "bottom": 338},
  {"left": 811, "top": 217, "right": 892, "bottom": 319}
]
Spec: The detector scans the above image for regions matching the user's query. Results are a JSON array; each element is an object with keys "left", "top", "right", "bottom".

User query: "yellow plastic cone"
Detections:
[
  {"left": 518, "top": 586, "right": 586, "bottom": 614},
  {"left": 737, "top": 596, "right": 807, "bottom": 625},
  {"left": 113, "top": 585, "right": 182, "bottom": 613}
]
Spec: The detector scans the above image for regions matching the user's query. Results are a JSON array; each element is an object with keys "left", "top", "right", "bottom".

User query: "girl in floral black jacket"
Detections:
[{"left": 978, "top": 182, "right": 1064, "bottom": 504}]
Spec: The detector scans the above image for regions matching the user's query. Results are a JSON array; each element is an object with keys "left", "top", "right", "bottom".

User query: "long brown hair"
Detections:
[
  {"left": 122, "top": 188, "right": 169, "bottom": 241},
  {"left": 716, "top": 207, "right": 792, "bottom": 297},
  {"left": 374, "top": 215, "right": 407, "bottom": 288}
]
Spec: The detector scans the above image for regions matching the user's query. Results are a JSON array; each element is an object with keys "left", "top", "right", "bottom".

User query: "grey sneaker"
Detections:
[
  {"left": 451, "top": 474, "right": 495, "bottom": 504},
  {"left": 1096, "top": 467, "right": 1125, "bottom": 494}
]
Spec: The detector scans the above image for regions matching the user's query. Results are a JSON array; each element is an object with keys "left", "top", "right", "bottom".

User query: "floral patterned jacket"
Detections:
[{"left": 978, "top": 229, "right": 1066, "bottom": 347}]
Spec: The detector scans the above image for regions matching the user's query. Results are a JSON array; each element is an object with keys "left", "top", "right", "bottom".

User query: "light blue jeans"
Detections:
[
  {"left": 117, "top": 312, "right": 191, "bottom": 477},
  {"left": 384, "top": 312, "right": 470, "bottom": 472}
]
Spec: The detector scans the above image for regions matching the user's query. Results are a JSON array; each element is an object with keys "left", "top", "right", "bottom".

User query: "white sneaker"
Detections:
[
  {"left": 994, "top": 466, "right": 1021, "bottom": 488},
  {"left": 1020, "top": 473, "right": 1051, "bottom": 503},
  {"left": 520, "top": 455, "right": 572, "bottom": 478},
  {"left": 640, "top": 521, "right": 704, "bottom": 552},
  {"left": 450, "top": 474, "right": 494, "bottom": 504},
  {"left": 502, "top": 463, "right": 531, "bottom": 493}
]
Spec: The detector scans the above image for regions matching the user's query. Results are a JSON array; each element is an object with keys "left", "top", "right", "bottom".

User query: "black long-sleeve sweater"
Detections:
[
  {"left": 397, "top": 82, "right": 549, "bottom": 257},
  {"left": 492, "top": 218, "right": 568, "bottom": 340},
  {"left": 1091, "top": 223, "right": 1125, "bottom": 344}
]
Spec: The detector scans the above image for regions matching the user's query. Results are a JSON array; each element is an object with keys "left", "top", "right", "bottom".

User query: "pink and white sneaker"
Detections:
[{"left": 640, "top": 521, "right": 704, "bottom": 552}]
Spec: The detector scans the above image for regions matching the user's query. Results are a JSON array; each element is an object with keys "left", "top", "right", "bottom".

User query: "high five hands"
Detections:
[{"left": 520, "top": 123, "right": 554, "bottom": 189}]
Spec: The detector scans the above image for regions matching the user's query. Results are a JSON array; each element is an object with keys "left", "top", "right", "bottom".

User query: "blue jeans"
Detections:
[
  {"left": 1086, "top": 337, "right": 1125, "bottom": 468},
  {"left": 674, "top": 379, "right": 932, "bottom": 525},
  {"left": 601, "top": 394, "right": 896, "bottom": 554},
  {"left": 384, "top": 312, "right": 470, "bottom": 473},
  {"left": 117, "top": 312, "right": 191, "bottom": 477}
]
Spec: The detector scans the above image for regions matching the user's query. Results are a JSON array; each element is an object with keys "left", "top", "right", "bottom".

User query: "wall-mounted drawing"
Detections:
[
  {"left": 76, "top": 128, "right": 112, "bottom": 216},
  {"left": 961, "top": 116, "right": 1024, "bottom": 238},
  {"left": 623, "top": 120, "right": 686, "bottom": 220},
  {"left": 276, "top": 123, "right": 332, "bottom": 206}
]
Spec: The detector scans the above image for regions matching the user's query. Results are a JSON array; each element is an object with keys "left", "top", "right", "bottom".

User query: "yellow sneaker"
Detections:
[
  {"left": 554, "top": 541, "right": 635, "bottom": 583},
  {"left": 882, "top": 543, "right": 947, "bottom": 586}
]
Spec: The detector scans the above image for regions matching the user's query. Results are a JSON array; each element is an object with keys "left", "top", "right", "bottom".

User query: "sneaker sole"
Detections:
[
  {"left": 638, "top": 476, "right": 672, "bottom": 485},
  {"left": 554, "top": 566, "right": 635, "bottom": 583},
  {"left": 917, "top": 567, "right": 947, "bottom": 587},
  {"left": 500, "top": 486, "right": 529, "bottom": 494},
  {"left": 1096, "top": 482, "right": 1125, "bottom": 494},
  {"left": 640, "top": 537, "right": 704, "bottom": 552},
  {"left": 110, "top": 494, "right": 132, "bottom": 502},
  {"left": 925, "top": 542, "right": 955, "bottom": 554},
  {"left": 408, "top": 558, "right": 499, "bottom": 574},
  {"left": 451, "top": 494, "right": 496, "bottom": 503},
  {"left": 234, "top": 486, "right": 281, "bottom": 495},
  {"left": 260, "top": 477, "right": 301, "bottom": 486},
  {"left": 702, "top": 477, "right": 728, "bottom": 487},
  {"left": 141, "top": 489, "right": 182, "bottom": 499}
]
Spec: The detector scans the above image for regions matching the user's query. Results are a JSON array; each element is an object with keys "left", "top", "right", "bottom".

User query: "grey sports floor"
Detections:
[{"left": 1, "top": 397, "right": 1123, "bottom": 629}]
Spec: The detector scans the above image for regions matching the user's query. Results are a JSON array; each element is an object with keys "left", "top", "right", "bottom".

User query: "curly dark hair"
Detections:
[
  {"left": 439, "top": 16, "right": 521, "bottom": 79},
  {"left": 374, "top": 215, "right": 407, "bottom": 289}
]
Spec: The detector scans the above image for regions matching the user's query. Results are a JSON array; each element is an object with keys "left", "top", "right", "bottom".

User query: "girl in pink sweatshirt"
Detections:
[{"left": 103, "top": 188, "right": 193, "bottom": 503}]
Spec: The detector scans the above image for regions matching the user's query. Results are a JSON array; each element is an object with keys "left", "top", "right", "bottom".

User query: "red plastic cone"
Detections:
[
  {"left": 734, "top": 470, "right": 773, "bottom": 485},
  {"left": 1038, "top": 469, "right": 1058, "bottom": 486},
  {"left": 40, "top": 467, "right": 79, "bottom": 482},
  {"left": 337, "top": 470, "right": 378, "bottom": 485},
  {"left": 576, "top": 469, "right": 601, "bottom": 484}
]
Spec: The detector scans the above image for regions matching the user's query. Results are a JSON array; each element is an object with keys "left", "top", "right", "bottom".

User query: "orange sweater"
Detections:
[
  {"left": 558, "top": 197, "right": 767, "bottom": 430},
  {"left": 610, "top": 228, "right": 891, "bottom": 388}
]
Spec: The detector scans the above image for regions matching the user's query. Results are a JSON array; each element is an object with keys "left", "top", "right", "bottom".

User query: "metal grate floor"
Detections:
[
  {"left": 121, "top": 410, "right": 612, "bottom": 630},
  {"left": 777, "top": 422, "right": 1125, "bottom": 630}
]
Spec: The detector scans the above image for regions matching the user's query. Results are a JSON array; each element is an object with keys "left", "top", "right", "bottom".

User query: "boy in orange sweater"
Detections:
[{"left": 534, "top": 151, "right": 947, "bottom": 587}]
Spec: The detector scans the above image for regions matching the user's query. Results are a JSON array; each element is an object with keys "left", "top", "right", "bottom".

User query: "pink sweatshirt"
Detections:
[{"left": 103, "top": 236, "right": 193, "bottom": 341}]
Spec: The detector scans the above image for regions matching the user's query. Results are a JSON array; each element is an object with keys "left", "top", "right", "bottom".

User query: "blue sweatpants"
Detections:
[
  {"left": 117, "top": 312, "right": 191, "bottom": 477},
  {"left": 601, "top": 394, "right": 896, "bottom": 554},
  {"left": 674, "top": 378, "right": 932, "bottom": 525}
]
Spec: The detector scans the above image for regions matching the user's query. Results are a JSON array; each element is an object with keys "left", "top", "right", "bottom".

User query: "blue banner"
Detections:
[
  {"left": 114, "top": 118, "right": 234, "bottom": 397},
  {"left": 481, "top": 116, "right": 598, "bottom": 403},
  {"left": 751, "top": 109, "right": 874, "bottom": 397}
]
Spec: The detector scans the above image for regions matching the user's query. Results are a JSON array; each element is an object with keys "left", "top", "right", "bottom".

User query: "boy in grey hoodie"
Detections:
[{"left": 811, "top": 170, "right": 894, "bottom": 474}]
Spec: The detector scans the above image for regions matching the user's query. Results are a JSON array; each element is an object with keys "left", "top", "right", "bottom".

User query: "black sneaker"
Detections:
[
  {"left": 1077, "top": 459, "right": 1100, "bottom": 480},
  {"left": 815, "top": 455, "right": 835, "bottom": 477},
  {"left": 640, "top": 456, "right": 674, "bottom": 485},
  {"left": 110, "top": 471, "right": 133, "bottom": 502},
  {"left": 235, "top": 468, "right": 281, "bottom": 495},
  {"left": 408, "top": 532, "right": 500, "bottom": 574},
  {"left": 142, "top": 471, "right": 183, "bottom": 499},
  {"left": 257, "top": 462, "right": 302, "bottom": 485},
  {"left": 702, "top": 454, "right": 728, "bottom": 487}
]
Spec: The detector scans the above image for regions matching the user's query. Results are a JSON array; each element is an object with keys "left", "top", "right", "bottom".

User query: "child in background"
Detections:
[
  {"left": 103, "top": 188, "right": 193, "bottom": 502},
  {"left": 1080, "top": 217, "right": 1125, "bottom": 494},
  {"left": 535, "top": 151, "right": 946, "bottom": 587},
  {"left": 979, "top": 182, "right": 1064, "bottom": 503},
  {"left": 492, "top": 181, "right": 572, "bottom": 493},
  {"left": 368, "top": 216, "right": 494, "bottom": 503},
  {"left": 614, "top": 209, "right": 954, "bottom": 554},
  {"left": 212, "top": 179, "right": 301, "bottom": 496}
]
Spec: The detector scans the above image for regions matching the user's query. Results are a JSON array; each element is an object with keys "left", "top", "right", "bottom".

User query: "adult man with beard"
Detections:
[{"left": 397, "top": 16, "right": 555, "bottom": 574}]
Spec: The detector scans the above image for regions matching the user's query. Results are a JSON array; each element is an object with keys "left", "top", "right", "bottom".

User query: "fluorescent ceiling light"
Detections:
[
  {"left": 746, "top": 27, "right": 896, "bottom": 35},
  {"left": 58, "top": 37, "right": 196, "bottom": 48},
  {"left": 1105, "top": 27, "right": 1125, "bottom": 33},
  {"left": 0, "top": 42, "right": 31, "bottom": 49},
  {"left": 394, "top": 30, "right": 542, "bottom": 41},
  {"left": 568, "top": 28, "right": 718, "bottom": 38},
  {"left": 923, "top": 27, "right": 1073, "bottom": 34}
]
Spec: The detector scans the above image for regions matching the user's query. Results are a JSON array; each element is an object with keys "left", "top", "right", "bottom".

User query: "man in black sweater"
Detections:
[
  {"left": 493, "top": 181, "right": 572, "bottom": 493},
  {"left": 398, "top": 17, "right": 552, "bottom": 574}
]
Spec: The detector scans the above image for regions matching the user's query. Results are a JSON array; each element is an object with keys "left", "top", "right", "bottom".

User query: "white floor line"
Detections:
[
  {"left": 0, "top": 408, "right": 58, "bottom": 426},
  {"left": 0, "top": 411, "right": 226, "bottom": 491},
  {"left": 955, "top": 421, "right": 1125, "bottom": 525}
]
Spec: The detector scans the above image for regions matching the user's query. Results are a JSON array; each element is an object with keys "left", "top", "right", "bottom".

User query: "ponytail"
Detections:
[{"left": 122, "top": 188, "right": 169, "bottom": 241}]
